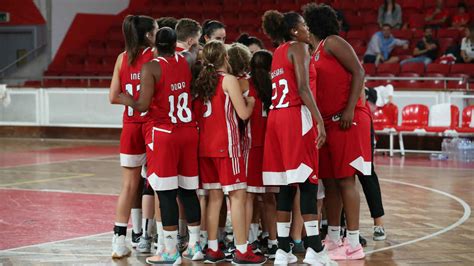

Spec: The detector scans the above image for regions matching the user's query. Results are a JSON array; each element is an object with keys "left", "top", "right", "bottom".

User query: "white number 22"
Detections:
[{"left": 271, "top": 79, "right": 289, "bottom": 109}]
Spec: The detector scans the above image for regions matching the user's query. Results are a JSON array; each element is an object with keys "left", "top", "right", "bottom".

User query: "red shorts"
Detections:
[
  {"left": 200, "top": 157, "right": 247, "bottom": 193},
  {"left": 246, "top": 146, "right": 265, "bottom": 193},
  {"left": 146, "top": 124, "right": 199, "bottom": 191},
  {"left": 263, "top": 105, "right": 319, "bottom": 186},
  {"left": 319, "top": 107, "right": 372, "bottom": 179},
  {"left": 120, "top": 122, "right": 147, "bottom": 167}
]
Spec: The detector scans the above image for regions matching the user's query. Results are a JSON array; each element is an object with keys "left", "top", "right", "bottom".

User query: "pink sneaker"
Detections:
[
  {"left": 328, "top": 241, "right": 365, "bottom": 260},
  {"left": 323, "top": 236, "right": 342, "bottom": 251}
]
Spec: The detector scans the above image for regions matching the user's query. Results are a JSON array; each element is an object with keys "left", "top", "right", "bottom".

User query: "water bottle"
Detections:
[{"left": 441, "top": 138, "right": 449, "bottom": 159}]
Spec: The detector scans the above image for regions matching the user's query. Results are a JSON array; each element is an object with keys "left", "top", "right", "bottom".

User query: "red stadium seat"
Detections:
[
  {"left": 391, "top": 46, "right": 411, "bottom": 56},
  {"left": 392, "top": 30, "right": 413, "bottom": 40},
  {"left": 447, "top": 74, "right": 469, "bottom": 89},
  {"left": 363, "top": 63, "right": 376, "bottom": 76},
  {"left": 426, "top": 104, "right": 460, "bottom": 132},
  {"left": 400, "top": 0, "right": 423, "bottom": 10},
  {"left": 461, "top": 105, "right": 474, "bottom": 128},
  {"left": 377, "top": 64, "right": 400, "bottom": 75},
  {"left": 345, "top": 14, "right": 364, "bottom": 29},
  {"left": 106, "top": 42, "right": 123, "bottom": 56},
  {"left": 373, "top": 103, "right": 399, "bottom": 130},
  {"left": 446, "top": 0, "right": 460, "bottom": 8},
  {"left": 451, "top": 64, "right": 474, "bottom": 77},
  {"left": 88, "top": 41, "right": 105, "bottom": 56},
  {"left": 408, "top": 14, "right": 426, "bottom": 29},
  {"left": 84, "top": 56, "right": 102, "bottom": 75},
  {"left": 426, "top": 63, "right": 450, "bottom": 75},
  {"left": 425, "top": 73, "right": 447, "bottom": 89},
  {"left": 396, "top": 104, "right": 429, "bottom": 131},
  {"left": 346, "top": 30, "right": 367, "bottom": 41},
  {"left": 438, "top": 38, "right": 456, "bottom": 55},
  {"left": 437, "top": 29, "right": 460, "bottom": 40},
  {"left": 401, "top": 62, "right": 425, "bottom": 75}
]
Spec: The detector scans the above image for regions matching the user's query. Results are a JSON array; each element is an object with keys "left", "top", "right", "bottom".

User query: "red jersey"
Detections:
[
  {"left": 197, "top": 73, "right": 241, "bottom": 158},
  {"left": 313, "top": 39, "right": 363, "bottom": 119},
  {"left": 309, "top": 54, "right": 317, "bottom": 99},
  {"left": 147, "top": 53, "right": 194, "bottom": 125},
  {"left": 120, "top": 47, "right": 154, "bottom": 123},
  {"left": 270, "top": 42, "right": 302, "bottom": 109},
  {"left": 246, "top": 78, "right": 267, "bottom": 147}
]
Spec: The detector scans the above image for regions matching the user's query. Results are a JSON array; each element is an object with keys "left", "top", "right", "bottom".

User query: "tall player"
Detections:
[
  {"left": 303, "top": 3, "right": 371, "bottom": 260},
  {"left": 108, "top": 15, "right": 157, "bottom": 259},
  {"left": 119, "top": 27, "right": 203, "bottom": 264},
  {"left": 193, "top": 41, "right": 266, "bottom": 264},
  {"left": 261, "top": 10, "right": 336, "bottom": 265}
]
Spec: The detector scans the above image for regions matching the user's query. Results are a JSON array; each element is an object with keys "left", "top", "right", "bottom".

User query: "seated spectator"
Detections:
[
  {"left": 425, "top": 0, "right": 449, "bottom": 28},
  {"left": 236, "top": 33, "right": 264, "bottom": 54},
  {"left": 378, "top": 0, "right": 402, "bottom": 29},
  {"left": 461, "top": 24, "right": 474, "bottom": 63},
  {"left": 336, "top": 9, "right": 350, "bottom": 32},
  {"left": 401, "top": 25, "right": 439, "bottom": 65},
  {"left": 451, "top": 2, "right": 470, "bottom": 30},
  {"left": 364, "top": 24, "right": 409, "bottom": 65}
]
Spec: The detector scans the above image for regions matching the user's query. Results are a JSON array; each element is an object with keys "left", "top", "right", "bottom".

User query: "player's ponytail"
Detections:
[
  {"left": 262, "top": 10, "right": 303, "bottom": 46},
  {"left": 250, "top": 50, "right": 273, "bottom": 111},
  {"left": 193, "top": 41, "right": 228, "bottom": 101},
  {"left": 227, "top": 43, "right": 251, "bottom": 77},
  {"left": 123, "top": 15, "right": 156, "bottom": 65}
]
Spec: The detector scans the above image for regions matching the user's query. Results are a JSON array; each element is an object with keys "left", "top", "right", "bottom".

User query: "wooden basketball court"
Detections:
[{"left": 0, "top": 138, "right": 472, "bottom": 265}]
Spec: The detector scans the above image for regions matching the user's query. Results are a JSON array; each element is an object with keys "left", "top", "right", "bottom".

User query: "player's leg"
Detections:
[
  {"left": 137, "top": 176, "right": 155, "bottom": 253},
  {"left": 274, "top": 185, "right": 298, "bottom": 264},
  {"left": 290, "top": 188, "right": 305, "bottom": 254},
  {"left": 131, "top": 178, "right": 143, "bottom": 248},
  {"left": 262, "top": 192, "right": 278, "bottom": 259},
  {"left": 205, "top": 188, "right": 225, "bottom": 263}
]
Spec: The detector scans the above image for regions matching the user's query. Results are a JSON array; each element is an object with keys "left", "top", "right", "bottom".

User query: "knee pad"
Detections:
[
  {"left": 276, "top": 185, "right": 296, "bottom": 212},
  {"left": 157, "top": 189, "right": 179, "bottom": 226},
  {"left": 142, "top": 179, "right": 154, "bottom": 196},
  {"left": 178, "top": 188, "right": 201, "bottom": 224},
  {"left": 299, "top": 183, "right": 318, "bottom": 215}
]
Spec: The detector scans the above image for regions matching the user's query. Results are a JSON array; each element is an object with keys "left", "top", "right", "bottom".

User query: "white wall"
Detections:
[{"left": 50, "top": 0, "right": 129, "bottom": 57}]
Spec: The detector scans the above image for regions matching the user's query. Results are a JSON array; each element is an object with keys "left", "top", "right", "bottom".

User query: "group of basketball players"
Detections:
[{"left": 108, "top": 2, "right": 386, "bottom": 265}]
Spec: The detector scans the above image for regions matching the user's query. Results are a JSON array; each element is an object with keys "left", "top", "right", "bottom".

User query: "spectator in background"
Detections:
[
  {"left": 336, "top": 9, "right": 350, "bottom": 32},
  {"left": 425, "top": 0, "right": 449, "bottom": 28},
  {"left": 452, "top": 2, "right": 470, "bottom": 30},
  {"left": 156, "top": 17, "right": 178, "bottom": 29},
  {"left": 401, "top": 25, "right": 439, "bottom": 65},
  {"left": 236, "top": 33, "right": 264, "bottom": 54},
  {"left": 461, "top": 24, "right": 474, "bottom": 63},
  {"left": 378, "top": 0, "right": 402, "bottom": 29},
  {"left": 364, "top": 24, "right": 409, "bottom": 65}
]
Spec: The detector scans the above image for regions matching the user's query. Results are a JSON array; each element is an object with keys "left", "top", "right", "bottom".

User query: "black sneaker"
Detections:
[
  {"left": 290, "top": 240, "right": 305, "bottom": 254},
  {"left": 265, "top": 244, "right": 277, "bottom": 259},
  {"left": 359, "top": 234, "right": 368, "bottom": 247},
  {"left": 131, "top": 230, "right": 142, "bottom": 248},
  {"left": 250, "top": 240, "right": 263, "bottom": 255},
  {"left": 224, "top": 240, "right": 235, "bottom": 261}
]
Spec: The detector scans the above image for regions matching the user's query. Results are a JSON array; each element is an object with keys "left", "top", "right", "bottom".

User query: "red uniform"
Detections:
[
  {"left": 262, "top": 42, "right": 319, "bottom": 186},
  {"left": 313, "top": 39, "right": 372, "bottom": 179},
  {"left": 197, "top": 73, "right": 246, "bottom": 193},
  {"left": 145, "top": 53, "right": 199, "bottom": 191},
  {"left": 119, "top": 47, "right": 154, "bottom": 167},
  {"left": 242, "top": 77, "right": 267, "bottom": 193}
]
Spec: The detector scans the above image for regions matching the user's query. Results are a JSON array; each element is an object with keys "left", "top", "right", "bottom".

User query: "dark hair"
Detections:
[
  {"left": 250, "top": 50, "right": 273, "bottom": 111},
  {"left": 199, "top": 20, "right": 226, "bottom": 44},
  {"left": 176, "top": 18, "right": 202, "bottom": 42},
  {"left": 123, "top": 15, "right": 156, "bottom": 65},
  {"left": 262, "top": 10, "right": 302, "bottom": 45},
  {"left": 236, "top": 33, "right": 265, "bottom": 49},
  {"left": 423, "top": 24, "right": 434, "bottom": 31},
  {"left": 382, "top": 0, "right": 396, "bottom": 15},
  {"left": 156, "top": 17, "right": 178, "bottom": 29},
  {"left": 193, "top": 41, "right": 228, "bottom": 101},
  {"left": 382, "top": 23, "right": 393, "bottom": 29},
  {"left": 156, "top": 27, "right": 177, "bottom": 55},
  {"left": 302, "top": 3, "right": 340, "bottom": 40},
  {"left": 468, "top": 23, "right": 474, "bottom": 32},
  {"left": 227, "top": 43, "right": 252, "bottom": 76},
  {"left": 458, "top": 2, "right": 467, "bottom": 9}
]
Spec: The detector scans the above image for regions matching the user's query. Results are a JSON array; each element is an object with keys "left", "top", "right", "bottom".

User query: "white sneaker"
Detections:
[
  {"left": 303, "top": 247, "right": 338, "bottom": 266},
  {"left": 373, "top": 226, "right": 387, "bottom": 241},
  {"left": 137, "top": 235, "right": 152, "bottom": 253},
  {"left": 274, "top": 249, "right": 298, "bottom": 264},
  {"left": 112, "top": 234, "right": 131, "bottom": 259}
]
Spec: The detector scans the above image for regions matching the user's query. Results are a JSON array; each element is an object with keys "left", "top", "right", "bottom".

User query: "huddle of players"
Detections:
[{"left": 109, "top": 2, "right": 373, "bottom": 265}]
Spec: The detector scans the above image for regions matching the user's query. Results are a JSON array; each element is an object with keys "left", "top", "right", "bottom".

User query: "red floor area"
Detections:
[
  {"left": 0, "top": 189, "right": 117, "bottom": 250},
  {"left": 0, "top": 146, "right": 118, "bottom": 168}
]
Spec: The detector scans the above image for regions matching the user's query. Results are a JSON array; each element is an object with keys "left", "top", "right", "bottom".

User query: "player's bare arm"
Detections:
[
  {"left": 224, "top": 74, "right": 254, "bottom": 120},
  {"left": 109, "top": 53, "right": 124, "bottom": 104}
]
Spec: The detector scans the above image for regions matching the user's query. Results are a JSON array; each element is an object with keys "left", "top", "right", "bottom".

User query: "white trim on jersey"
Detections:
[
  {"left": 120, "top": 153, "right": 146, "bottom": 167},
  {"left": 247, "top": 186, "right": 266, "bottom": 194},
  {"left": 262, "top": 162, "right": 314, "bottom": 186},
  {"left": 224, "top": 92, "right": 241, "bottom": 162},
  {"left": 301, "top": 105, "right": 314, "bottom": 136},
  {"left": 178, "top": 175, "right": 199, "bottom": 190},
  {"left": 148, "top": 127, "right": 172, "bottom": 151},
  {"left": 142, "top": 47, "right": 151, "bottom": 55},
  {"left": 148, "top": 173, "right": 199, "bottom": 191},
  {"left": 222, "top": 182, "right": 247, "bottom": 193},
  {"left": 350, "top": 156, "right": 372, "bottom": 175},
  {"left": 202, "top": 182, "right": 222, "bottom": 190},
  {"left": 157, "top": 56, "right": 168, "bottom": 63}
]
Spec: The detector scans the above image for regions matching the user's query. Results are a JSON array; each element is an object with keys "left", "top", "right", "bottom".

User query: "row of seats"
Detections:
[
  {"left": 374, "top": 104, "right": 474, "bottom": 133},
  {"left": 365, "top": 63, "right": 474, "bottom": 77}
]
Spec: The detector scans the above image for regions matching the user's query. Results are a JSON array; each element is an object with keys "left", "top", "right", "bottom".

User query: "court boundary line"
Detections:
[
  {"left": 0, "top": 178, "right": 470, "bottom": 258},
  {"left": 0, "top": 154, "right": 118, "bottom": 169},
  {"left": 366, "top": 178, "right": 471, "bottom": 255},
  {"left": 0, "top": 187, "right": 119, "bottom": 197}
]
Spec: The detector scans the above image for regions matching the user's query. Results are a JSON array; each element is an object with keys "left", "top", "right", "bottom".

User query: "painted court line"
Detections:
[
  {"left": 0, "top": 154, "right": 118, "bottom": 169},
  {"left": 0, "top": 187, "right": 118, "bottom": 197},
  {"left": 367, "top": 178, "right": 472, "bottom": 255},
  {"left": 0, "top": 173, "right": 95, "bottom": 187}
]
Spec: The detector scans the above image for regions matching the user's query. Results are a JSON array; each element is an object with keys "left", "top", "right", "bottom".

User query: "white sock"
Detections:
[
  {"left": 179, "top": 219, "right": 187, "bottom": 236},
  {"left": 249, "top": 223, "right": 259, "bottom": 243},
  {"left": 268, "top": 239, "right": 278, "bottom": 248},
  {"left": 142, "top": 218, "right": 153, "bottom": 237},
  {"left": 304, "top": 220, "right": 319, "bottom": 237},
  {"left": 131, "top": 208, "right": 142, "bottom": 233},
  {"left": 347, "top": 230, "right": 360, "bottom": 249},
  {"left": 163, "top": 230, "right": 178, "bottom": 252},
  {"left": 200, "top": 230, "right": 208, "bottom": 247},
  {"left": 208, "top": 239, "right": 218, "bottom": 252},
  {"left": 328, "top": 226, "right": 341, "bottom": 243},
  {"left": 188, "top": 225, "right": 200, "bottom": 246},
  {"left": 236, "top": 242, "right": 248, "bottom": 253},
  {"left": 218, "top": 227, "right": 225, "bottom": 242},
  {"left": 156, "top": 221, "right": 165, "bottom": 249},
  {"left": 276, "top": 222, "right": 291, "bottom": 238}
]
